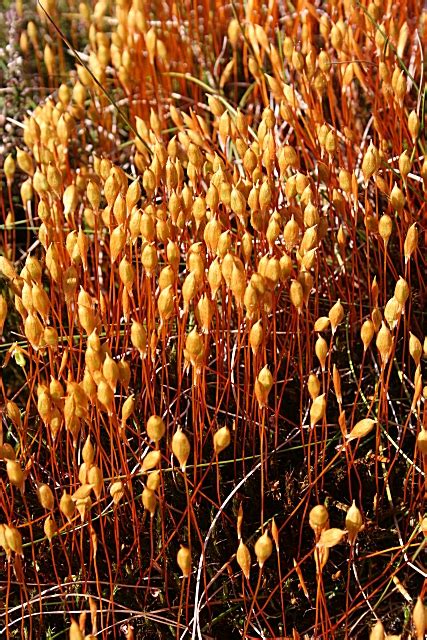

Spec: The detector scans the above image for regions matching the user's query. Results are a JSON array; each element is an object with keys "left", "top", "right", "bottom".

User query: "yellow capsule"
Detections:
[
  {"left": 103, "top": 354, "right": 119, "bottom": 391},
  {"left": 7, "top": 459, "right": 25, "bottom": 492},
  {"left": 328, "top": 300, "right": 344, "bottom": 333},
  {"left": 82, "top": 435, "right": 95, "bottom": 466},
  {"left": 378, "top": 215, "right": 392, "bottom": 247},
  {"left": 369, "top": 621, "right": 385, "bottom": 640},
  {"left": 5, "top": 525, "right": 23, "bottom": 555},
  {"left": 249, "top": 319, "right": 264, "bottom": 355},
  {"left": 315, "top": 336, "right": 328, "bottom": 371},
  {"left": 290, "top": 279, "right": 304, "bottom": 312},
  {"left": 384, "top": 296, "right": 401, "bottom": 330},
  {"left": 236, "top": 540, "right": 251, "bottom": 579},
  {"left": 412, "top": 596, "right": 425, "bottom": 640},
  {"left": 361, "top": 143, "right": 378, "bottom": 182},
  {"left": 376, "top": 323, "right": 392, "bottom": 363},
  {"left": 394, "top": 277, "right": 409, "bottom": 306},
  {"left": 97, "top": 380, "right": 114, "bottom": 414},
  {"left": 409, "top": 333, "right": 422, "bottom": 366},
  {"left": 146, "top": 415, "right": 165, "bottom": 442},
  {"left": 345, "top": 501, "right": 363, "bottom": 544},
  {"left": 42, "top": 515, "right": 57, "bottom": 542},
  {"left": 404, "top": 223, "right": 418, "bottom": 263},
  {"left": 254, "top": 530, "right": 273, "bottom": 567},
  {"left": 390, "top": 183, "right": 405, "bottom": 211},
  {"left": 110, "top": 225, "right": 126, "bottom": 264},
  {"left": 38, "top": 483, "right": 54, "bottom": 510},
  {"left": 318, "top": 527, "right": 346, "bottom": 548},
  {"left": 310, "top": 394, "right": 326, "bottom": 427},
  {"left": 309, "top": 504, "right": 329, "bottom": 536},
  {"left": 177, "top": 545, "right": 191, "bottom": 578},
  {"left": 213, "top": 426, "right": 231, "bottom": 456},
  {"left": 88, "top": 465, "right": 103, "bottom": 499},
  {"left": 118, "top": 257, "right": 135, "bottom": 291},
  {"left": 346, "top": 418, "right": 376, "bottom": 441},
  {"left": 60, "top": 491, "right": 75, "bottom": 520},
  {"left": 407, "top": 110, "right": 420, "bottom": 141},
  {"left": 142, "top": 487, "right": 157, "bottom": 516},
  {"left": 121, "top": 395, "right": 135, "bottom": 424},
  {"left": 146, "top": 470, "right": 161, "bottom": 491},
  {"left": 130, "top": 321, "right": 147, "bottom": 356},
  {"left": 172, "top": 428, "right": 190, "bottom": 471}
]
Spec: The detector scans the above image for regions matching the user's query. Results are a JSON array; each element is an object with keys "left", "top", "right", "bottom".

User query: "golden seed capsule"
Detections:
[
  {"left": 371, "top": 307, "right": 382, "bottom": 333},
  {"left": 213, "top": 426, "right": 231, "bottom": 455},
  {"left": 88, "top": 465, "right": 103, "bottom": 499},
  {"left": 409, "top": 333, "right": 422, "bottom": 366},
  {"left": 333, "top": 364, "right": 342, "bottom": 405},
  {"left": 141, "top": 450, "right": 161, "bottom": 473},
  {"left": 309, "top": 504, "right": 329, "bottom": 536},
  {"left": 369, "top": 621, "right": 385, "bottom": 640},
  {"left": 120, "top": 395, "right": 134, "bottom": 425},
  {"left": 103, "top": 354, "right": 119, "bottom": 391},
  {"left": 110, "top": 481, "right": 124, "bottom": 505},
  {"left": 376, "top": 322, "right": 392, "bottom": 363},
  {"left": 142, "top": 487, "right": 157, "bottom": 516},
  {"left": 97, "top": 380, "right": 114, "bottom": 414},
  {"left": 290, "top": 279, "right": 304, "bottom": 312},
  {"left": 0, "top": 443, "right": 15, "bottom": 461},
  {"left": 42, "top": 514, "right": 58, "bottom": 543},
  {"left": 329, "top": 300, "right": 344, "bottom": 333},
  {"left": 307, "top": 373, "right": 320, "bottom": 400},
  {"left": 384, "top": 296, "right": 401, "bottom": 330},
  {"left": 398, "top": 150, "right": 411, "bottom": 179},
  {"left": 315, "top": 336, "right": 328, "bottom": 371},
  {"left": 6, "top": 401, "right": 22, "bottom": 430},
  {"left": 69, "top": 620, "right": 84, "bottom": 640},
  {"left": 119, "top": 257, "right": 135, "bottom": 291},
  {"left": 38, "top": 483, "right": 54, "bottom": 510},
  {"left": 208, "top": 258, "right": 223, "bottom": 298},
  {"left": 177, "top": 545, "right": 191, "bottom": 578},
  {"left": 236, "top": 540, "right": 251, "bottom": 579},
  {"left": 131, "top": 321, "right": 147, "bottom": 356},
  {"left": 110, "top": 225, "right": 126, "bottom": 264},
  {"left": 378, "top": 215, "right": 392, "bottom": 247},
  {"left": 346, "top": 418, "right": 376, "bottom": 441},
  {"left": 254, "top": 530, "right": 273, "bottom": 567},
  {"left": 314, "top": 317, "right": 330, "bottom": 332},
  {"left": 182, "top": 271, "right": 198, "bottom": 312},
  {"left": 390, "top": 183, "right": 405, "bottom": 211},
  {"left": 146, "top": 415, "right": 165, "bottom": 442},
  {"left": 310, "top": 394, "right": 326, "bottom": 427},
  {"left": 283, "top": 216, "right": 300, "bottom": 251},
  {"left": 318, "top": 527, "right": 346, "bottom": 548},
  {"left": 59, "top": 491, "right": 75, "bottom": 520},
  {"left": 361, "top": 143, "right": 378, "bottom": 182},
  {"left": 0, "top": 256, "right": 18, "bottom": 280},
  {"left": 7, "top": 459, "right": 25, "bottom": 492},
  {"left": 404, "top": 223, "right": 418, "bottom": 262},
  {"left": 393, "top": 277, "right": 409, "bottom": 306},
  {"left": 172, "top": 428, "right": 190, "bottom": 471},
  {"left": 412, "top": 596, "right": 426, "bottom": 640},
  {"left": 144, "top": 468, "right": 159, "bottom": 491},
  {"left": 82, "top": 435, "right": 95, "bottom": 466},
  {"left": 257, "top": 365, "right": 274, "bottom": 392},
  {"left": 407, "top": 110, "right": 420, "bottom": 141},
  {"left": 5, "top": 525, "right": 23, "bottom": 555},
  {"left": 345, "top": 501, "right": 363, "bottom": 544},
  {"left": 196, "top": 295, "right": 213, "bottom": 334},
  {"left": 416, "top": 428, "right": 427, "bottom": 456},
  {"left": 249, "top": 319, "right": 264, "bottom": 355}
]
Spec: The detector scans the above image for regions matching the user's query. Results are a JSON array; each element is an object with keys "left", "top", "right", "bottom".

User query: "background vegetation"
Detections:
[{"left": 0, "top": 0, "right": 426, "bottom": 638}]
